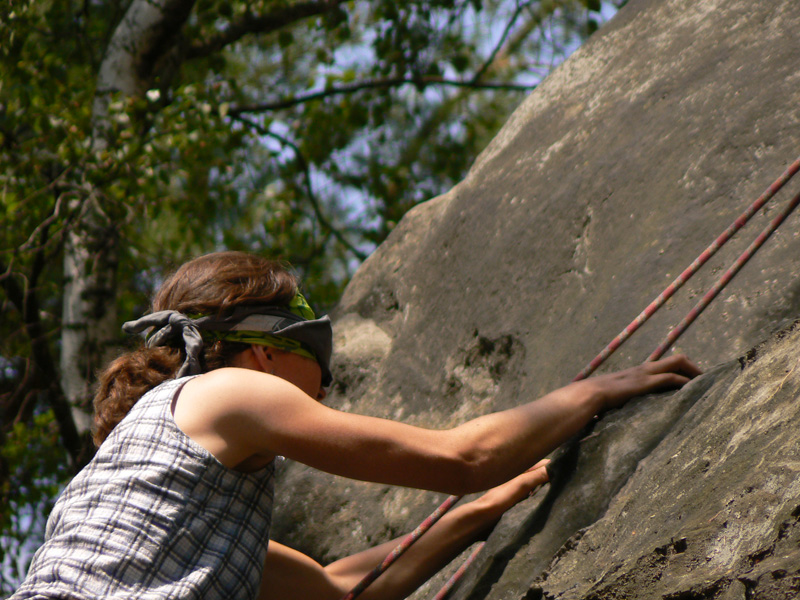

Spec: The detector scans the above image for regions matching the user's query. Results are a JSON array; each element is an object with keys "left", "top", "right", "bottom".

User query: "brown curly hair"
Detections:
[{"left": 92, "top": 251, "right": 299, "bottom": 446}]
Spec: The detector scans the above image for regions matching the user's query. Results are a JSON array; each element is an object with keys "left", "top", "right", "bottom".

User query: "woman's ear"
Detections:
[{"left": 250, "top": 345, "right": 275, "bottom": 374}]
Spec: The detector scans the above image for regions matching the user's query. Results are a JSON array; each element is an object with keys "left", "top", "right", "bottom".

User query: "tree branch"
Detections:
[
  {"left": 233, "top": 115, "right": 368, "bottom": 261},
  {"left": 230, "top": 76, "right": 535, "bottom": 115},
  {"left": 471, "top": 0, "right": 531, "bottom": 85},
  {"left": 95, "top": 0, "right": 196, "bottom": 99},
  {"left": 0, "top": 252, "right": 87, "bottom": 469},
  {"left": 187, "top": 0, "right": 350, "bottom": 59},
  {"left": 16, "top": 173, "right": 73, "bottom": 253}
]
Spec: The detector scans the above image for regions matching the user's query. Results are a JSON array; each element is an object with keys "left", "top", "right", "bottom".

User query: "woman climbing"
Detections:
[{"left": 10, "top": 251, "right": 701, "bottom": 600}]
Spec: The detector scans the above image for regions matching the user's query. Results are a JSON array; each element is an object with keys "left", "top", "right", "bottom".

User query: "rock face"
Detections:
[
  {"left": 270, "top": 0, "right": 800, "bottom": 598},
  {"left": 452, "top": 321, "right": 800, "bottom": 600}
]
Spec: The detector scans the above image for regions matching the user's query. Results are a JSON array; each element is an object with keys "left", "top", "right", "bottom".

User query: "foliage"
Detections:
[
  {"left": 0, "top": 411, "right": 71, "bottom": 592},
  {"left": 0, "top": 0, "right": 621, "bottom": 589}
]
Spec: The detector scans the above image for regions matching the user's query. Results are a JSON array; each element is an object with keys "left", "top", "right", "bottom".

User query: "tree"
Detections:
[{"left": 0, "top": 0, "right": 620, "bottom": 589}]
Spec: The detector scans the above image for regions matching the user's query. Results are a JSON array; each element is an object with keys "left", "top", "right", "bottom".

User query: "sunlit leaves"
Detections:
[{"left": 1, "top": 0, "right": 617, "bottom": 587}]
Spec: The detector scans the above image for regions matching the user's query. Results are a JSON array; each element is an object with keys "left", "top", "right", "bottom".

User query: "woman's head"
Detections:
[
  {"left": 137, "top": 251, "right": 332, "bottom": 381},
  {"left": 152, "top": 251, "right": 298, "bottom": 316},
  {"left": 93, "top": 251, "right": 323, "bottom": 446}
]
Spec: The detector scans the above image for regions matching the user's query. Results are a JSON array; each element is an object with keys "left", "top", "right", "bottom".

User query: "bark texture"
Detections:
[{"left": 61, "top": 0, "right": 196, "bottom": 442}]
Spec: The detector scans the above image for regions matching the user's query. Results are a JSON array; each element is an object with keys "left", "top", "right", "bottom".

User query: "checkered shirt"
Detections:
[{"left": 10, "top": 376, "right": 275, "bottom": 600}]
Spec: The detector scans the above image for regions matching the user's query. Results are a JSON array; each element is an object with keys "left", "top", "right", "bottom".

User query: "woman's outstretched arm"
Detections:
[
  {"left": 258, "top": 462, "right": 550, "bottom": 600},
  {"left": 180, "top": 355, "right": 700, "bottom": 494}
]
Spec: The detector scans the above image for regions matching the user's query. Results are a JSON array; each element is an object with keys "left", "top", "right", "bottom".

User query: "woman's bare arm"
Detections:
[
  {"left": 258, "top": 463, "right": 551, "bottom": 600},
  {"left": 180, "top": 355, "right": 700, "bottom": 495}
]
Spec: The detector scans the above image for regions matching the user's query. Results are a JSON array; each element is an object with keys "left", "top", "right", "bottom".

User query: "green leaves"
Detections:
[
  {"left": 0, "top": 410, "right": 70, "bottom": 593},
  {"left": 0, "top": 0, "right": 619, "bottom": 584}
]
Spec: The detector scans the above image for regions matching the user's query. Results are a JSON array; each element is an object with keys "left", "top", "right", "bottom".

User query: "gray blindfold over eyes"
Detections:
[
  {"left": 123, "top": 306, "right": 333, "bottom": 385},
  {"left": 196, "top": 307, "right": 333, "bottom": 386}
]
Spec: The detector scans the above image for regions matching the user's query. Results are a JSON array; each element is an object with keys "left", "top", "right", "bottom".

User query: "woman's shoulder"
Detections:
[
  {"left": 177, "top": 368, "right": 252, "bottom": 415},
  {"left": 181, "top": 367, "right": 305, "bottom": 409},
  {"left": 181, "top": 367, "right": 271, "bottom": 403},
  {"left": 175, "top": 367, "right": 289, "bottom": 469}
]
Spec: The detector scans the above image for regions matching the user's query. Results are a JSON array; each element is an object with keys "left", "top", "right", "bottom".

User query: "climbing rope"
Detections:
[
  {"left": 341, "top": 156, "right": 800, "bottom": 600},
  {"left": 431, "top": 542, "right": 484, "bottom": 600},
  {"left": 648, "top": 187, "right": 800, "bottom": 361},
  {"left": 341, "top": 495, "right": 462, "bottom": 600},
  {"left": 574, "top": 154, "right": 800, "bottom": 380}
]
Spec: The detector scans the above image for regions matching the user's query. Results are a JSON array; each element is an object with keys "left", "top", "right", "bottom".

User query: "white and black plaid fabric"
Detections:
[{"left": 11, "top": 376, "right": 275, "bottom": 600}]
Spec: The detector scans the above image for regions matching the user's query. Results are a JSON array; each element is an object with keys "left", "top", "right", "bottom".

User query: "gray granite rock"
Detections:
[
  {"left": 523, "top": 320, "right": 800, "bottom": 600},
  {"left": 270, "top": 0, "right": 800, "bottom": 597}
]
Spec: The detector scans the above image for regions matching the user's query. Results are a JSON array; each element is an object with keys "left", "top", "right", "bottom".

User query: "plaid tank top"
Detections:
[{"left": 11, "top": 376, "right": 275, "bottom": 600}]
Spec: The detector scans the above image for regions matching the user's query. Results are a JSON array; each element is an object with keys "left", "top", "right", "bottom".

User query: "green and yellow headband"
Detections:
[{"left": 123, "top": 292, "right": 333, "bottom": 385}]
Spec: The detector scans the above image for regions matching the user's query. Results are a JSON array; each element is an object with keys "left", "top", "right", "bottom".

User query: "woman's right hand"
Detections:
[{"left": 580, "top": 354, "right": 702, "bottom": 411}]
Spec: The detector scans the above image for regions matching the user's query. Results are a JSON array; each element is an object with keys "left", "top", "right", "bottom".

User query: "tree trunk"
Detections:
[
  {"left": 61, "top": 206, "right": 119, "bottom": 438},
  {"left": 60, "top": 0, "right": 196, "bottom": 446}
]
